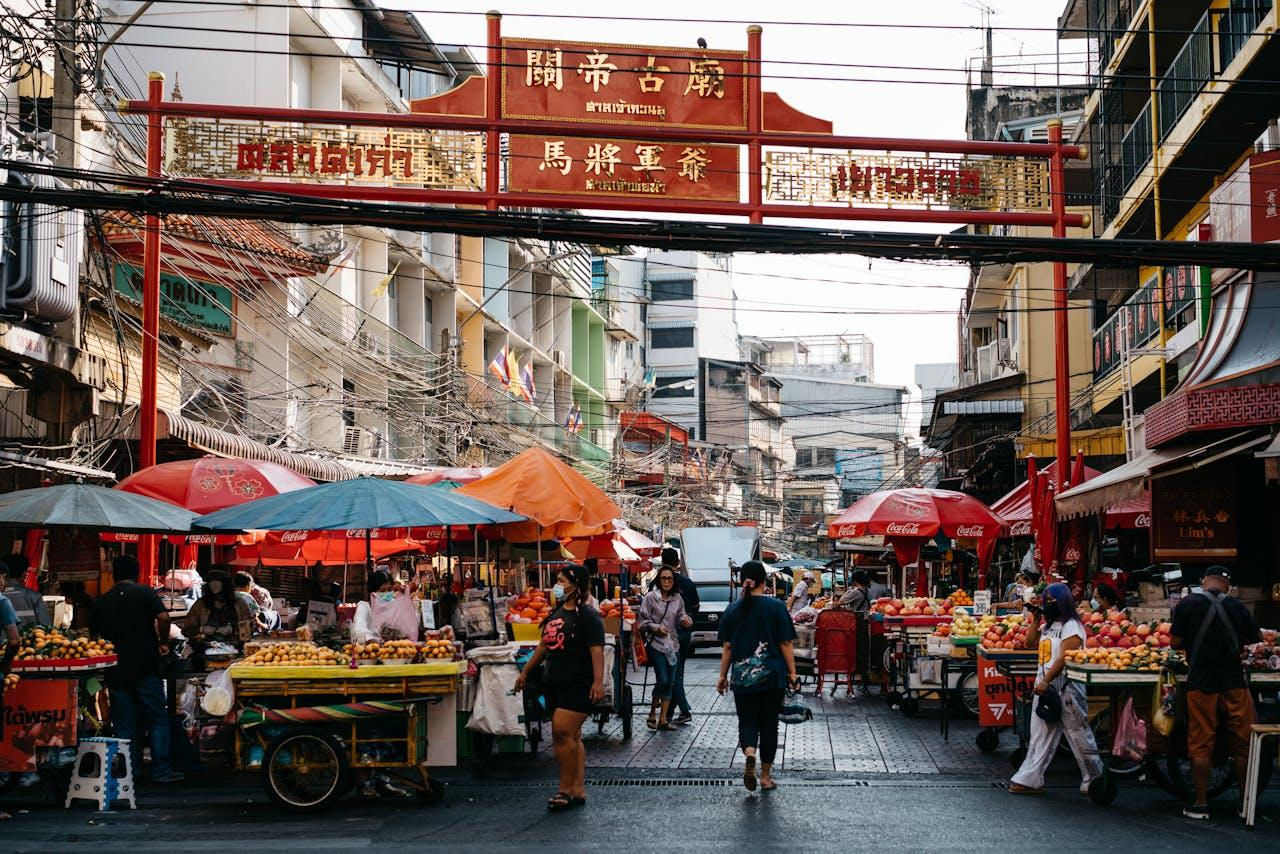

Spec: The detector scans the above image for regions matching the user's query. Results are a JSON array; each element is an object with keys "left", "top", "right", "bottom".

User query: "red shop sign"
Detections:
[
  {"left": 1, "top": 678, "right": 78, "bottom": 773},
  {"left": 976, "top": 655, "right": 1033, "bottom": 728}
]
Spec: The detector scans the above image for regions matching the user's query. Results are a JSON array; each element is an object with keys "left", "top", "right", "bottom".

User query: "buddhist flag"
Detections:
[
  {"left": 488, "top": 346, "right": 510, "bottom": 385},
  {"left": 519, "top": 361, "right": 537, "bottom": 403}
]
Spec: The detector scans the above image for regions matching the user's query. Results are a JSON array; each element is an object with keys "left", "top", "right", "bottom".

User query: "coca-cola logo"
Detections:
[
  {"left": 955, "top": 525, "right": 985, "bottom": 538},
  {"left": 1010, "top": 521, "right": 1031, "bottom": 537},
  {"left": 279, "top": 530, "right": 309, "bottom": 543},
  {"left": 1064, "top": 546, "right": 1081, "bottom": 563},
  {"left": 1134, "top": 514, "right": 1150, "bottom": 528},
  {"left": 885, "top": 522, "right": 921, "bottom": 535}
]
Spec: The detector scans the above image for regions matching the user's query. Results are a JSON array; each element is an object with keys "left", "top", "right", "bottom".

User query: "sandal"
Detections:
[
  {"left": 646, "top": 716, "right": 658, "bottom": 731},
  {"left": 1007, "top": 783, "right": 1044, "bottom": 795},
  {"left": 761, "top": 781, "right": 777, "bottom": 791},
  {"left": 743, "top": 755, "right": 758, "bottom": 792},
  {"left": 547, "top": 792, "right": 574, "bottom": 811},
  {"left": 658, "top": 720, "right": 677, "bottom": 731}
]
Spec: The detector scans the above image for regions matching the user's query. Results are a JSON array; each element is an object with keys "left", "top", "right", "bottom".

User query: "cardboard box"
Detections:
[{"left": 1139, "top": 582, "right": 1165, "bottom": 605}]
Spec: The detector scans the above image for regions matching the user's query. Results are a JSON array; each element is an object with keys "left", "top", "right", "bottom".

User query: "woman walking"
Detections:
[
  {"left": 514, "top": 564, "right": 605, "bottom": 811},
  {"left": 717, "top": 560, "right": 798, "bottom": 792},
  {"left": 1009, "top": 582, "right": 1103, "bottom": 796},
  {"left": 638, "top": 565, "right": 691, "bottom": 730}
]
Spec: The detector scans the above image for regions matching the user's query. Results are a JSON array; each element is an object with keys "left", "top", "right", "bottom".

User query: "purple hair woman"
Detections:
[{"left": 1008, "top": 582, "right": 1103, "bottom": 796}]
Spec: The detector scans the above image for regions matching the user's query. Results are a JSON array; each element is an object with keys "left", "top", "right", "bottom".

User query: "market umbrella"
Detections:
[
  {"left": 565, "top": 535, "right": 643, "bottom": 564},
  {"left": 827, "top": 488, "right": 1006, "bottom": 592},
  {"left": 457, "top": 447, "right": 622, "bottom": 541},
  {"left": 404, "top": 466, "right": 495, "bottom": 486},
  {"left": 0, "top": 482, "right": 197, "bottom": 532},
  {"left": 231, "top": 533, "right": 426, "bottom": 567},
  {"left": 116, "top": 456, "right": 317, "bottom": 514},
  {"left": 613, "top": 524, "right": 663, "bottom": 557},
  {"left": 992, "top": 457, "right": 1149, "bottom": 534},
  {"left": 193, "top": 478, "right": 525, "bottom": 569}
]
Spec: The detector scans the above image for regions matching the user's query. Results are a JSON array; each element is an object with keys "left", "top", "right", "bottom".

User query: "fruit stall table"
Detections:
[
  {"left": 877, "top": 614, "right": 961, "bottom": 717},
  {"left": 227, "top": 657, "right": 464, "bottom": 811},
  {"left": 2, "top": 653, "right": 118, "bottom": 798},
  {"left": 1065, "top": 663, "right": 1279, "bottom": 805}
]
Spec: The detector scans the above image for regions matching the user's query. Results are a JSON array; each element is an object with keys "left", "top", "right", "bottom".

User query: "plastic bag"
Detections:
[
  {"left": 369, "top": 592, "right": 420, "bottom": 642},
  {"left": 466, "top": 663, "right": 526, "bottom": 737},
  {"left": 1114, "top": 696, "right": 1147, "bottom": 762},
  {"left": 1152, "top": 668, "right": 1177, "bottom": 737},
  {"left": 200, "top": 668, "right": 236, "bottom": 717}
]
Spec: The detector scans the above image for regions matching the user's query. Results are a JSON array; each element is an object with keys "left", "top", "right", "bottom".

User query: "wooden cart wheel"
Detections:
[
  {"left": 950, "top": 669, "right": 980, "bottom": 718},
  {"left": 416, "top": 771, "right": 445, "bottom": 805},
  {"left": 261, "top": 726, "right": 350, "bottom": 813}
]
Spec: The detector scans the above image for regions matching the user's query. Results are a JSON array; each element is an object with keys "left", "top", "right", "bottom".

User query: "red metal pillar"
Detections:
[
  {"left": 1048, "top": 118, "right": 1070, "bottom": 490},
  {"left": 485, "top": 12, "right": 501, "bottom": 210},
  {"left": 138, "top": 71, "right": 165, "bottom": 585},
  {"left": 746, "top": 25, "right": 763, "bottom": 224}
]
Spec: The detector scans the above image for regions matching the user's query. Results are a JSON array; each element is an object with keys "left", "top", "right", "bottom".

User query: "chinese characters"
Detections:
[{"left": 511, "top": 135, "right": 737, "bottom": 201}]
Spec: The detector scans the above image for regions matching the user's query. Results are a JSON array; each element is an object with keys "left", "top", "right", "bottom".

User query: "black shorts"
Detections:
[{"left": 544, "top": 680, "right": 595, "bottom": 715}]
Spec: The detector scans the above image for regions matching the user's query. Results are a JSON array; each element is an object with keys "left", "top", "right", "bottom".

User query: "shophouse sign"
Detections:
[
  {"left": 1151, "top": 462, "right": 1238, "bottom": 560},
  {"left": 114, "top": 262, "right": 234, "bottom": 335}
]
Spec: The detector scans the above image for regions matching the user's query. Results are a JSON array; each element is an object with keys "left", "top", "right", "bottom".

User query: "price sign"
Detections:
[{"left": 972, "top": 590, "right": 992, "bottom": 616}]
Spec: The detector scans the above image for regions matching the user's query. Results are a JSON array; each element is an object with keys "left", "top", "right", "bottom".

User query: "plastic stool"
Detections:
[
  {"left": 65, "top": 737, "right": 136, "bottom": 811},
  {"left": 1243, "top": 723, "right": 1280, "bottom": 829}
]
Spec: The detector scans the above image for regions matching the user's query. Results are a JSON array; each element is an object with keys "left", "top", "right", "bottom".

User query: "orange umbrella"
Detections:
[
  {"left": 231, "top": 532, "right": 424, "bottom": 567},
  {"left": 457, "top": 447, "right": 621, "bottom": 541}
]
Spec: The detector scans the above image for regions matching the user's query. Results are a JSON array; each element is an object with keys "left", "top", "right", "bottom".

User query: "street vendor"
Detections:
[
  {"left": 352, "top": 569, "right": 419, "bottom": 644},
  {"left": 837, "top": 570, "right": 873, "bottom": 612},
  {"left": 1, "top": 554, "right": 50, "bottom": 629},
  {"left": 182, "top": 568, "right": 252, "bottom": 643},
  {"left": 1090, "top": 581, "right": 1125, "bottom": 617},
  {"left": 787, "top": 571, "right": 817, "bottom": 615},
  {"left": 997, "top": 568, "right": 1039, "bottom": 609}
]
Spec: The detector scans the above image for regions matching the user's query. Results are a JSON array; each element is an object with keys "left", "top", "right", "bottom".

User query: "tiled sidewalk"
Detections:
[{"left": 548, "top": 656, "right": 1012, "bottom": 776}]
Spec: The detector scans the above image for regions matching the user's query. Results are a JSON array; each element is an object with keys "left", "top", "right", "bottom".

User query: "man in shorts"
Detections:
[{"left": 1170, "top": 565, "right": 1260, "bottom": 820}]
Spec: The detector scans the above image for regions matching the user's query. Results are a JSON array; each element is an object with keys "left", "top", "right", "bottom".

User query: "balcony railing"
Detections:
[
  {"left": 1218, "top": 0, "right": 1275, "bottom": 70},
  {"left": 1157, "top": 11, "right": 1214, "bottom": 142},
  {"left": 1092, "top": 275, "right": 1161, "bottom": 380},
  {"left": 1120, "top": 100, "right": 1152, "bottom": 191}
]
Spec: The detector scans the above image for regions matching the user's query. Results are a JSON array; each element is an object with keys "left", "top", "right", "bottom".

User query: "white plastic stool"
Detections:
[
  {"left": 1243, "top": 723, "right": 1280, "bottom": 829},
  {"left": 65, "top": 737, "right": 136, "bottom": 811}
]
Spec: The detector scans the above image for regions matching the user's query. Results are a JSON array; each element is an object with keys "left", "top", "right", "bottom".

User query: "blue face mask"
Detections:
[
  {"left": 377, "top": 591, "right": 395, "bottom": 602},
  {"left": 552, "top": 583, "right": 568, "bottom": 601}
]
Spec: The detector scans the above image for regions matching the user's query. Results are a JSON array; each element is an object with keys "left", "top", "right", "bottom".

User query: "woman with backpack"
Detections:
[
  {"left": 1009, "top": 582, "right": 1103, "bottom": 796},
  {"left": 716, "top": 560, "right": 799, "bottom": 792},
  {"left": 514, "top": 564, "right": 605, "bottom": 811}
]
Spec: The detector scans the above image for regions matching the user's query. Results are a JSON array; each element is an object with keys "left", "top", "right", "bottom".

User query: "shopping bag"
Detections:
[
  {"left": 780, "top": 690, "right": 812, "bottom": 725},
  {"left": 1114, "top": 696, "right": 1148, "bottom": 762},
  {"left": 466, "top": 663, "right": 526, "bottom": 737},
  {"left": 1151, "top": 668, "right": 1177, "bottom": 737},
  {"left": 633, "top": 628, "right": 649, "bottom": 667},
  {"left": 369, "top": 592, "right": 420, "bottom": 642}
]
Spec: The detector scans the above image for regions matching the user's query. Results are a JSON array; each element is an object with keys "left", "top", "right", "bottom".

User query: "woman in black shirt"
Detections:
[{"left": 515, "top": 564, "right": 604, "bottom": 811}]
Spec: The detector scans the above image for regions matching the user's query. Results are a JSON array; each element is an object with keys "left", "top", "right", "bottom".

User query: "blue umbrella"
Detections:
[
  {"left": 0, "top": 483, "right": 196, "bottom": 532},
  {"left": 193, "top": 478, "right": 524, "bottom": 533}
]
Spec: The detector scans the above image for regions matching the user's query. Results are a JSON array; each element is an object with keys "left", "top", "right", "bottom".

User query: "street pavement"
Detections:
[{"left": 5, "top": 655, "right": 1279, "bottom": 852}]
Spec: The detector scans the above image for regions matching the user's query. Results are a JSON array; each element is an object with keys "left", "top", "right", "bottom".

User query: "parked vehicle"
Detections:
[{"left": 679, "top": 527, "right": 761, "bottom": 646}]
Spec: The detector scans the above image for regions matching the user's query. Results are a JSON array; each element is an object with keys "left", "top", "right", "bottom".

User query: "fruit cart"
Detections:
[
  {"left": 1, "top": 654, "right": 118, "bottom": 798},
  {"left": 880, "top": 614, "right": 973, "bottom": 717},
  {"left": 228, "top": 657, "right": 463, "bottom": 811},
  {"left": 1065, "top": 663, "right": 1279, "bottom": 805}
]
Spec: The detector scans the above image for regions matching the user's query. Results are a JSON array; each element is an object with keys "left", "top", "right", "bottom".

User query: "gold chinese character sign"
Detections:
[
  {"left": 501, "top": 38, "right": 748, "bottom": 131},
  {"left": 508, "top": 135, "right": 739, "bottom": 202},
  {"left": 167, "top": 118, "right": 484, "bottom": 190},
  {"left": 762, "top": 151, "right": 1051, "bottom": 212}
]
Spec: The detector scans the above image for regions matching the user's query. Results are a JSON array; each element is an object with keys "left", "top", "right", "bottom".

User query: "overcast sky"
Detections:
[{"left": 394, "top": 0, "right": 1073, "bottom": 387}]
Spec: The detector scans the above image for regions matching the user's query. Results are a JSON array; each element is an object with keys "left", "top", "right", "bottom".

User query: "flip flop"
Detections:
[
  {"left": 761, "top": 781, "right": 777, "bottom": 791},
  {"left": 743, "top": 755, "right": 758, "bottom": 791},
  {"left": 547, "top": 792, "right": 574, "bottom": 812}
]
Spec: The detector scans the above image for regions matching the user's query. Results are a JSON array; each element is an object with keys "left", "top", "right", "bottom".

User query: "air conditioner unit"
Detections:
[
  {"left": 551, "top": 349, "right": 567, "bottom": 369},
  {"left": 342, "top": 425, "right": 363, "bottom": 455}
]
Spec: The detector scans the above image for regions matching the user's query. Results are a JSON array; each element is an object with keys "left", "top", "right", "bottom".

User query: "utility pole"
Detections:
[{"left": 52, "top": 0, "right": 79, "bottom": 168}]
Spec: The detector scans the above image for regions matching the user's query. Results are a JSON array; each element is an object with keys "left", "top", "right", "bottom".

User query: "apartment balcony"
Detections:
[
  {"left": 1120, "top": 100, "right": 1152, "bottom": 192},
  {"left": 1092, "top": 276, "right": 1162, "bottom": 381}
]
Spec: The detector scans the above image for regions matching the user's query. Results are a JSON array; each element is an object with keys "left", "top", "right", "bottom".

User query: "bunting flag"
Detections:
[
  {"left": 505, "top": 349, "right": 522, "bottom": 396},
  {"left": 564, "top": 404, "right": 584, "bottom": 434},
  {"left": 488, "top": 346, "right": 510, "bottom": 385},
  {"left": 563, "top": 405, "right": 576, "bottom": 431},
  {"left": 519, "top": 361, "right": 537, "bottom": 403},
  {"left": 642, "top": 368, "right": 657, "bottom": 389}
]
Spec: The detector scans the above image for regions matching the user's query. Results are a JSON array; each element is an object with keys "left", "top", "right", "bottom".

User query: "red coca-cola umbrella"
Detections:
[
  {"left": 828, "top": 488, "right": 1006, "bottom": 592},
  {"left": 117, "top": 456, "right": 317, "bottom": 514}
]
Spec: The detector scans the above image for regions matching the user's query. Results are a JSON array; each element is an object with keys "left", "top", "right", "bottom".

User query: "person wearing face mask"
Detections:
[
  {"left": 1008, "top": 582, "right": 1102, "bottom": 796},
  {"left": 182, "top": 568, "right": 252, "bottom": 644},
  {"left": 515, "top": 564, "right": 604, "bottom": 812},
  {"left": 1090, "top": 581, "right": 1125, "bottom": 618},
  {"left": 638, "top": 565, "right": 692, "bottom": 730},
  {"left": 351, "top": 569, "right": 396, "bottom": 645}
]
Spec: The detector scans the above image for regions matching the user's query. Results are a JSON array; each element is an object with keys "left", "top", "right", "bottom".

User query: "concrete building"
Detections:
[
  {"left": 629, "top": 251, "right": 739, "bottom": 438},
  {"left": 915, "top": 362, "right": 959, "bottom": 435}
]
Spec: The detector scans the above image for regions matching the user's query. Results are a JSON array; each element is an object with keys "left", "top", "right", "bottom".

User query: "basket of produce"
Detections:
[{"left": 12, "top": 627, "right": 117, "bottom": 672}]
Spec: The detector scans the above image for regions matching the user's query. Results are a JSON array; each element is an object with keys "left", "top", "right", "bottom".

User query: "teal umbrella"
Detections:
[
  {"left": 193, "top": 477, "right": 525, "bottom": 533},
  {"left": 0, "top": 483, "right": 196, "bottom": 532}
]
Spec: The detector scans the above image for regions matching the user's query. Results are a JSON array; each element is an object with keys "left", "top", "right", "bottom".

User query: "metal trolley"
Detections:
[
  {"left": 1065, "top": 665, "right": 1279, "bottom": 806},
  {"left": 228, "top": 660, "right": 463, "bottom": 812}
]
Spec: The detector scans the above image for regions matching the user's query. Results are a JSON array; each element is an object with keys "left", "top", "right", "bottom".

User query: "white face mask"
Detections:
[
  {"left": 1090, "top": 598, "right": 1100, "bottom": 610},
  {"left": 207, "top": 580, "right": 224, "bottom": 595},
  {"left": 552, "top": 583, "right": 568, "bottom": 601},
  {"left": 377, "top": 591, "right": 395, "bottom": 602}
]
